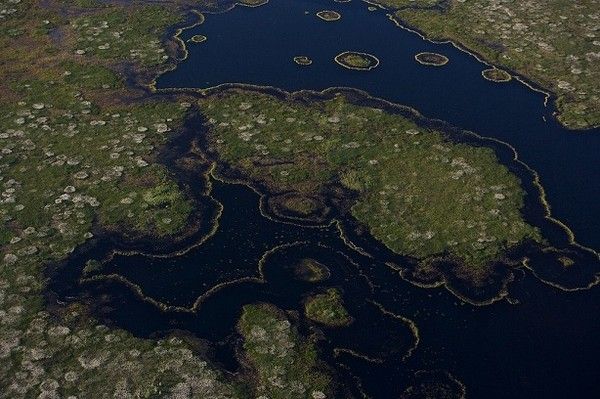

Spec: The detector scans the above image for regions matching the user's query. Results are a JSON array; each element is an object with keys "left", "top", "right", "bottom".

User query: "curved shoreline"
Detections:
[
  {"left": 151, "top": 86, "right": 598, "bottom": 303},
  {"left": 334, "top": 51, "right": 380, "bottom": 71},
  {"left": 379, "top": 9, "right": 599, "bottom": 131},
  {"left": 50, "top": 0, "right": 599, "bottom": 320}
]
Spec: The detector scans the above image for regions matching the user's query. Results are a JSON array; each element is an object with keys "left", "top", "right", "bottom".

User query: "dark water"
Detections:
[
  {"left": 158, "top": 0, "right": 600, "bottom": 251},
  {"left": 51, "top": 177, "right": 600, "bottom": 398},
  {"left": 47, "top": 1, "right": 600, "bottom": 398}
]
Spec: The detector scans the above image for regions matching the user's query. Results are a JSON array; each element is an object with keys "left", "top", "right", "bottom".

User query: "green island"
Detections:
[
  {"left": 304, "top": 288, "right": 353, "bottom": 327},
  {"left": 316, "top": 10, "right": 342, "bottom": 22},
  {"left": 189, "top": 34, "right": 207, "bottom": 43},
  {"left": 482, "top": 68, "right": 512, "bottom": 83},
  {"left": 369, "top": 0, "right": 600, "bottom": 129},
  {"left": 294, "top": 258, "right": 331, "bottom": 282},
  {"left": 238, "top": 304, "right": 333, "bottom": 399},
  {"left": 334, "top": 51, "right": 380, "bottom": 70},
  {"left": 414, "top": 52, "right": 449, "bottom": 66},
  {"left": 293, "top": 55, "right": 313, "bottom": 66},
  {"left": 200, "top": 89, "right": 541, "bottom": 274}
]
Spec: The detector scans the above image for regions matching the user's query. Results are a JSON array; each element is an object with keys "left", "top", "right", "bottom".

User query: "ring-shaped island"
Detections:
[
  {"left": 334, "top": 51, "right": 380, "bottom": 71},
  {"left": 293, "top": 55, "right": 313, "bottom": 66},
  {"left": 188, "top": 34, "right": 207, "bottom": 44},
  {"left": 316, "top": 10, "right": 342, "bottom": 21},
  {"left": 415, "top": 52, "right": 449, "bottom": 66},
  {"left": 481, "top": 68, "right": 512, "bottom": 82}
]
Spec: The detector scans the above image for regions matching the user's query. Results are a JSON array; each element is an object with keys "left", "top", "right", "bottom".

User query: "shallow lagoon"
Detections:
[{"left": 158, "top": 0, "right": 600, "bottom": 250}]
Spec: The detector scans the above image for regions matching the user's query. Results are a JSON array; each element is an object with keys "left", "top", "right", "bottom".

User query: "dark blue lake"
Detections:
[{"left": 158, "top": 0, "right": 600, "bottom": 251}]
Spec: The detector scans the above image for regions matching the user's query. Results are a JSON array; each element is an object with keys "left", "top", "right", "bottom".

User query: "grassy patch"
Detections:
[
  {"left": 200, "top": 90, "right": 541, "bottom": 268},
  {"left": 238, "top": 303, "right": 332, "bottom": 399},
  {"left": 0, "top": 1, "right": 242, "bottom": 397},
  {"left": 70, "top": 5, "right": 182, "bottom": 67},
  {"left": 304, "top": 288, "right": 352, "bottom": 327}
]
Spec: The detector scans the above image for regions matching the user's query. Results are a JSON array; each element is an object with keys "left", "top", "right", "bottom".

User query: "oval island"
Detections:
[
  {"left": 415, "top": 52, "right": 449, "bottom": 66},
  {"left": 334, "top": 51, "right": 379, "bottom": 71},
  {"left": 316, "top": 10, "right": 341, "bottom": 21},
  {"left": 188, "top": 34, "right": 207, "bottom": 44},
  {"left": 239, "top": 0, "right": 269, "bottom": 7},
  {"left": 293, "top": 55, "right": 313, "bottom": 66},
  {"left": 481, "top": 68, "right": 512, "bottom": 82}
]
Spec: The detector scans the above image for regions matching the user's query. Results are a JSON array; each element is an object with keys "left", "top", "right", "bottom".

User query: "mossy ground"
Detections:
[
  {"left": 0, "top": 1, "right": 344, "bottom": 397},
  {"left": 200, "top": 89, "right": 541, "bottom": 269},
  {"left": 304, "top": 288, "right": 352, "bottom": 327},
  {"left": 0, "top": 0, "right": 242, "bottom": 397},
  {"left": 373, "top": 0, "right": 600, "bottom": 129},
  {"left": 280, "top": 195, "right": 320, "bottom": 215},
  {"left": 238, "top": 303, "right": 332, "bottom": 399}
]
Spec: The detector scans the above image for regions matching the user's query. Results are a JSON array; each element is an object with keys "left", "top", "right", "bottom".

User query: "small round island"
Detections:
[
  {"left": 293, "top": 55, "right": 313, "bottom": 66},
  {"left": 481, "top": 68, "right": 512, "bottom": 82},
  {"left": 415, "top": 52, "right": 449, "bottom": 66},
  {"left": 188, "top": 34, "right": 207, "bottom": 44},
  {"left": 316, "top": 10, "right": 341, "bottom": 21},
  {"left": 334, "top": 51, "right": 379, "bottom": 71}
]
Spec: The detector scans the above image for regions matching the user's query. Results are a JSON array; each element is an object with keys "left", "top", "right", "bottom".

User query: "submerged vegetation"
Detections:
[
  {"left": 200, "top": 89, "right": 541, "bottom": 270},
  {"left": 294, "top": 258, "right": 331, "bottom": 282},
  {"left": 375, "top": 0, "right": 600, "bottom": 129},
  {"left": 304, "top": 288, "right": 352, "bottom": 327}
]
